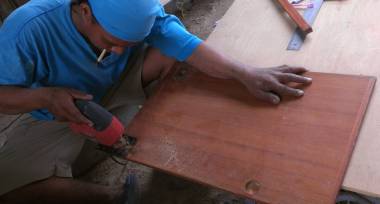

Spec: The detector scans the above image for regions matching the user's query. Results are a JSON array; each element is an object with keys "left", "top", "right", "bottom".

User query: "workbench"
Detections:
[{"left": 206, "top": 0, "right": 380, "bottom": 197}]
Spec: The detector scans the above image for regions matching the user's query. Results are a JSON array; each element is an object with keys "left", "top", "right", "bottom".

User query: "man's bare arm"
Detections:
[
  {"left": 0, "top": 86, "right": 93, "bottom": 124},
  {"left": 0, "top": 86, "right": 50, "bottom": 114},
  {"left": 186, "top": 42, "right": 312, "bottom": 104}
]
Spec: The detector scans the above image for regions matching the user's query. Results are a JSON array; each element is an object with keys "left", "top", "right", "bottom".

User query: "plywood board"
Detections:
[
  {"left": 126, "top": 69, "right": 375, "bottom": 204},
  {"left": 206, "top": 0, "right": 380, "bottom": 197}
]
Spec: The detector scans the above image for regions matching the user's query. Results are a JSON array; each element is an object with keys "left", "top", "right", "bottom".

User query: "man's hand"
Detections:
[
  {"left": 186, "top": 43, "right": 313, "bottom": 104},
  {"left": 239, "top": 65, "right": 312, "bottom": 104},
  {"left": 45, "top": 88, "right": 93, "bottom": 125},
  {"left": 0, "top": 86, "right": 93, "bottom": 125}
]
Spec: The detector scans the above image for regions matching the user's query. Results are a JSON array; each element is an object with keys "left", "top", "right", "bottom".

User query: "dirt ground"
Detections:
[{"left": 75, "top": 0, "right": 260, "bottom": 204}]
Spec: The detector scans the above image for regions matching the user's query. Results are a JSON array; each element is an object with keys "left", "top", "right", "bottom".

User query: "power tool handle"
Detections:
[{"left": 74, "top": 100, "right": 112, "bottom": 131}]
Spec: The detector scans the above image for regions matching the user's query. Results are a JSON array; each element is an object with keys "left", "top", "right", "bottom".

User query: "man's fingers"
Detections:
[
  {"left": 55, "top": 115, "right": 67, "bottom": 122},
  {"left": 277, "top": 66, "right": 308, "bottom": 74},
  {"left": 54, "top": 105, "right": 92, "bottom": 125},
  {"left": 68, "top": 89, "right": 93, "bottom": 100},
  {"left": 67, "top": 110, "right": 92, "bottom": 125},
  {"left": 271, "top": 83, "right": 304, "bottom": 97},
  {"left": 253, "top": 90, "right": 281, "bottom": 105},
  {"left": 66, "top": 89, "right": 93, "bottom": 125},
  {"left": 65, "top": 102, "right": 93, "bottom": 125},
  {"left": 279, "top": 73, "right": 312, "bottom": 84},
  {"left": 69, "top": 106, "right": 93, "bottom": 126}
]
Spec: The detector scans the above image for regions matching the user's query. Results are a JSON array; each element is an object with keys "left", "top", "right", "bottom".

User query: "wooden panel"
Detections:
[
  {"left": 126, "top": 69, "right": 375, "bottom": 204},
  {"left": 206, "top": 0, "right": 380, "bottom": 197}
]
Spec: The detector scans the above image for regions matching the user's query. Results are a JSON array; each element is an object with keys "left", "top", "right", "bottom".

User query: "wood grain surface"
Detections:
[
  {"left": 126, "top": 68, "right": 375, "bottom": 204},
  {"left": 206, "top": 0, "right": 380, "bottom": 197}
]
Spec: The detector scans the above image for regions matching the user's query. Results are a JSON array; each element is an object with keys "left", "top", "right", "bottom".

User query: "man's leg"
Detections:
[
  {"left": 103, "top": 45, "right": 176, "bottom": 124},
  {"left": 0, "top": 46, "right": 176, "bottom": 204},
  {"left": 0, "top": 113, "right": 118, "bottom": 204},
  {"left": 0, "top": 177, "right": 122, "bottom": 204}
]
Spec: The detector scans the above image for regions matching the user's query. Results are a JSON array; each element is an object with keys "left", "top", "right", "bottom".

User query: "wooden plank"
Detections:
[
  {"left": 126, "top": 69, "right": 375, "bottom": 204},
  {"left": 206, "top": 0, "right": 380, "bottom": 197},
  {"left": 276, "top": 0, "right": 312, "bottom": 34}
]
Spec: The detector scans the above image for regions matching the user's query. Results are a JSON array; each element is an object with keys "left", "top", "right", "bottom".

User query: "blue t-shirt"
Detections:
[{"left": 0, "top": 0, "right": 202, "bottom": 120}]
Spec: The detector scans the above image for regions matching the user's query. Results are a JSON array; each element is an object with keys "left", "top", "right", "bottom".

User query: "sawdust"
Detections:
[{"left": 162, "top": 134, "right": 179, "bottom": 167}]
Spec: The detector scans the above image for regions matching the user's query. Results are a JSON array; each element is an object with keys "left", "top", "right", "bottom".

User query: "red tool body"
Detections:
[
  {"left": 70, "top": 100, "right": 136, "bottom": 156},
  {"left": 70, "top": 100, "right": 124, "bottom": 146}
]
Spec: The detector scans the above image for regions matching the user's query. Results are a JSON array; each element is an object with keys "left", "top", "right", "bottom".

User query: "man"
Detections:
[{"left": 0, "top": 0, "right": 312, "bottom": 203}]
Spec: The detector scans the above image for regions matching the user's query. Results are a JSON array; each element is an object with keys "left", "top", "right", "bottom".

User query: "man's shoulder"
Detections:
[{"left": 0, "top": 0, "right": 69, "bottom": 38}]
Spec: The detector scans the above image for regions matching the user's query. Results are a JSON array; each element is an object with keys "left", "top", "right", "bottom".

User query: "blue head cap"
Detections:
[{"left": 88, "top": 0, "right": 161, "bottom": 42}]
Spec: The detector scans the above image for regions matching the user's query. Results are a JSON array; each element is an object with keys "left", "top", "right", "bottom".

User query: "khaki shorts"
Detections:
[{"left": 0, "top": 45, "right": 148, "bottom": 196}]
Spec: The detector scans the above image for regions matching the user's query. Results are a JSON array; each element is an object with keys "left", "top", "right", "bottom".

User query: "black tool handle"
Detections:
[{"left": 75, "top": 100, "right": 112, "bottom": 131}]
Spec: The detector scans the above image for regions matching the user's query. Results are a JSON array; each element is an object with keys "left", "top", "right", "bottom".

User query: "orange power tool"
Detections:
[{"left": 69, "top": 100, "right": 136, "bottom": 157}]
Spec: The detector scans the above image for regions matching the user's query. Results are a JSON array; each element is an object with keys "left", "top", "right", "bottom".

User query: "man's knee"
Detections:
[{"left": 0, "top": 114, "right": 86, "bottom": 197}]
